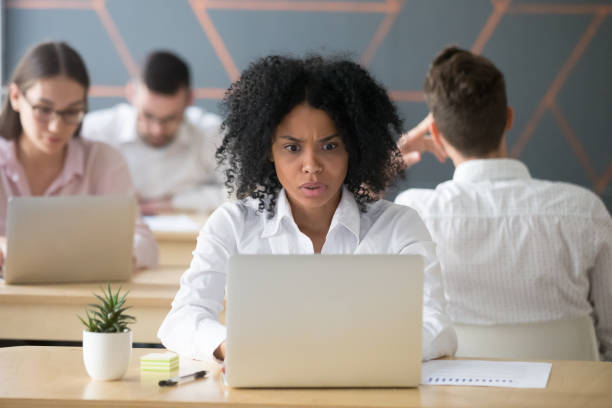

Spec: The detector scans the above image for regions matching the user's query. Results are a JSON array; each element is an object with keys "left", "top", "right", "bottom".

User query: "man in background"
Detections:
[
  {"left": 395, "top": 46, "right": 612, "bottom": 360},
  {"left": 82, "top": 51, "right": 224, "bottom": 214}
]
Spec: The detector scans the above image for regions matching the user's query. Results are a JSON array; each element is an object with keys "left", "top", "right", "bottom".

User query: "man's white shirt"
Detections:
[
  {"left": 158, "top": 187, "right": 457, "bottom": 362},
  {"left": 82, "top": 103, "right": 224, "bottom": 212},
  {"left": 395, "top": 159, "right": 612, "bottom": 360}
]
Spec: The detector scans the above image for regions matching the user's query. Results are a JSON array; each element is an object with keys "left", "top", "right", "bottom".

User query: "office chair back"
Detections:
[{"left": 454, "top": 315, "right": 600, "bottom": 361}]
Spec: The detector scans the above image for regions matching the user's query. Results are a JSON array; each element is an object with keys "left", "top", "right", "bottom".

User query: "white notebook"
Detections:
[
  {"left": 143, "top": 215, "right": 201, "bottom": 232},
  {"left": 421, "top": 360, "right": 552, "bottom": 389}
]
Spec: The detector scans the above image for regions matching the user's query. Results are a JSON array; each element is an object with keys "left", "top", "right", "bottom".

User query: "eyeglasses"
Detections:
[
  {"left": 141, "top": 111, "right": 182, "bottom": 128},
  {"left": 20, "top": 91, "right": 86, "bottom": 125}
]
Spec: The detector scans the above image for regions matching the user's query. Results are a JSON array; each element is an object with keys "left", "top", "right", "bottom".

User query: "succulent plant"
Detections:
[{"left": 79, "top": 283, "right": 136, "bottom": 333}]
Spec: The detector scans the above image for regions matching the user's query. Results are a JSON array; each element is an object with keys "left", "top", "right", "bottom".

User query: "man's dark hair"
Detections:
[
  {"left": 424, "top": 46, "right": 508, "bottom": 157},
  {"left": 142, "top": 51, "right": 190, "bottom": 94},
  {"left": 217, "top": 54, "right": 404, "bottom": 216}
]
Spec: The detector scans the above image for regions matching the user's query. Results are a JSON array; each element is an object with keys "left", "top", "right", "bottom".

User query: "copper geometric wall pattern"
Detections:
[{"left": 4, "top": 0, "right": 612, "bottom": 211}]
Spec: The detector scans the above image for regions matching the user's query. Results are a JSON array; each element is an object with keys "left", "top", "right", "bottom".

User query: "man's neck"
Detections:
[{"left": 449, "top": 144, "right": 508, "bottom": 168}]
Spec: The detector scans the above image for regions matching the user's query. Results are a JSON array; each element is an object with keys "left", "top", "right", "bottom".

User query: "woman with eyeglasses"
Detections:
[{"left": 0, "top": 41, "right": 158, "bottom": 269}]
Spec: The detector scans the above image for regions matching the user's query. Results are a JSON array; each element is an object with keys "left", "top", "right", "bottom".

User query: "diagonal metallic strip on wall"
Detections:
[
  {"left": 507, "top": 4, "right": 612, "bottom": 15},
  {"left": 360, "top": 0, "right": 402, "bottom": 66},
  {"left": 472, "top": 0, "right": 511, "bottom": 55},
  {"left": 596, "top": 161, "right": 612, "bottom": 194},
  {"left": 510, "top": 12, "right": 607, "bottom": 158},
  {"left": 7, "top": 0, "right": 92, "bottom": 8},
  {"left": 92, "top": 0, "right": 139, "bottom": 78},
  {"left": 190, "top": 0, "right": 240, "bottom": 82},
  {"left": 510, "top": 103, "right": 549, "bottom": 159},
  {"left": 7, "top": 0, "right": 139, "bottom": 80},
  {"left": 90, "top": 85, "right": 227, "bottom": 100},
  {"left": 193, "top": 88, "right": 227, "bottom": 99},
  {"left": 89, "top": 85, "right": 124, "bottom": 97},
  {"left": 388, "top": 90, "right": 425, "bottom": 102},
  {"left": 204, "top": 0, "right": 393, "bottom": 13},
  {"left": 550, "top": 102, "right": 599, "bottom": 185}
]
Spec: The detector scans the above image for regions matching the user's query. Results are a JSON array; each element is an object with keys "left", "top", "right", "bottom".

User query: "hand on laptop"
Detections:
[{"left": 397, "top": 113, "right": 447, "bottom": 168}]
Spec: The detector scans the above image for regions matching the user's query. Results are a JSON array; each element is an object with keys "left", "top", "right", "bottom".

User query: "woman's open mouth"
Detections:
[{"left": 299, "top": 182, "right": 327, "bottom": 197}]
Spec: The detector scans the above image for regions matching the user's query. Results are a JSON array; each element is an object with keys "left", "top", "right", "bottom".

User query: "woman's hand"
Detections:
[
  {"left": 0, "top": 236, "right": 6, "bottom": 272},
  {"left": 213, "top": 341, "right": 226, "bottom": 362}
]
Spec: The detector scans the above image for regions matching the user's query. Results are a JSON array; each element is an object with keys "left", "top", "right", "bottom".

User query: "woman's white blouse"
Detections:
[{"left": 158, "top": 187, "right": 457, "bottom": 361}]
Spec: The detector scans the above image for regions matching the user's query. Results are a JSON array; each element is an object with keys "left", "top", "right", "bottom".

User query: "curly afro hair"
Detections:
[{"left": 216, "top": 54, "right": 404, "bottom": 216}]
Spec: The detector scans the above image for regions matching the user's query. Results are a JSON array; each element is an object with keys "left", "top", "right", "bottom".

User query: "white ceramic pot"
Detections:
[{"left": 82, "top": 330, "right": 132, "bottom": 381}]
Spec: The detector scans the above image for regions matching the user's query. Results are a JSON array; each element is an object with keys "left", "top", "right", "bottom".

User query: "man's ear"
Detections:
[
  {"left": 8, "top": 83, "right": 21, "bottom": 111},
  {"left": 506, "top": 106, "right": 514, "bottom": 131},
  {"left": 185, "top": 89, "right": 194, "bottom": 106},
  {"left": 429, "top": 121, "right": 446, "bottom": 152}
]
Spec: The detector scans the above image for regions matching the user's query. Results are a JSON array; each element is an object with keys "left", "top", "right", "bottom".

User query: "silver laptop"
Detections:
[
  {"left": 3, "top": 195, "right": 136, "bottom": 284},
  {"left": 225, "top": 254, "right": 424, "bottom": 388}
]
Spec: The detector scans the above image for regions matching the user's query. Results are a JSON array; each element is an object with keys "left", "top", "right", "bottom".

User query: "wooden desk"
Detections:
[
  {"left": 154, "top": 229, "right": 198, "bottom": 266},
  {"left": 150, "top": 215, "right": 207, "bottom": 266},
  {"left": 0, "top": 267, "right": 183, "bottom": 343},
  {"left": 0, "top": 347, "right": 611, "bottom": 408}
]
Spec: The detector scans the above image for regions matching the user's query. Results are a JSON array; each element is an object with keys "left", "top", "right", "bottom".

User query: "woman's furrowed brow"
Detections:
[
  {"left": 277, "top": 133, "right": 339, "bottom": 142},
  {"left": 320, "top": 134, "right": 340, "bottom": 142},
  {"left": 277, "top": 135, "right": 301, "bottom": 142}
]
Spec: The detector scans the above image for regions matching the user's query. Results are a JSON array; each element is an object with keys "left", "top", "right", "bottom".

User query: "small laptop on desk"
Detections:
[
  {"left": 3, "top": 195, "right": 136, "bottom": 284},
  {"left": 225, "top": 254, "right": 424, "bottom": 388}
]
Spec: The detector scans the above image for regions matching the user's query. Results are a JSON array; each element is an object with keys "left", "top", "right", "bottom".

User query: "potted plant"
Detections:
[{"left": 79, "top": 283, "right": 135, "bottom": 381}]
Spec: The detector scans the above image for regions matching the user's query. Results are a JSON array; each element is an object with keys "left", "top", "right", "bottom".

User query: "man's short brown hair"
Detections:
[{"left": 424, "top": 46, "right": 508, "bottom": 157}]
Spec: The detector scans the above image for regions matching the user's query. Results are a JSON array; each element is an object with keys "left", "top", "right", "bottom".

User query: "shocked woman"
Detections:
[{"left": 158, "top": 55, "right": 456, "bottom": 362}]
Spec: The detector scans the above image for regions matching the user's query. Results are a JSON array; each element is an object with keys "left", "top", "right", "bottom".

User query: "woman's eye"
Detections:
[
  {"left": 322, "top": 142, "right": 337, "bottom": 151},
  {"left": 284, "top": 144, "right": 300, "bottom": 152},
  {"left": 36, "top": 106, "right": 53, "bottom": 115},
  {"left": 62, "top": 109, "right": 82, "bottom": 117}
]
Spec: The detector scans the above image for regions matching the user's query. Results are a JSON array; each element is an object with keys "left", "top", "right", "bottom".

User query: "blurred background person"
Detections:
[
  {"left": 0, "top": 41, "right": 158, "bottom": 269},
  {"left": 82, "top": 51, "right": 224, "bottom": 215}
]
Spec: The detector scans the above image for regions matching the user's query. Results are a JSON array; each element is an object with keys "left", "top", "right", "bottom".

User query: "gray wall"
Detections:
[{"left": 3, "top": 0, "right": 612, "bottom": 211}]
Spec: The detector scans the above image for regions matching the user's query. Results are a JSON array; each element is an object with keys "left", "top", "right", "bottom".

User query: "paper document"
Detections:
[
  {"left": 421, "top": 360, "right": 552, "bottom": 388},
  {"left": 143, "top": 215, "right": 202, "bottom": 232}
]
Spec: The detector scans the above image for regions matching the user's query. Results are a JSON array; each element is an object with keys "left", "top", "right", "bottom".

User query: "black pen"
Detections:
[{"left": 158, "top": 370, "right": 208, "bottom": 386}]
